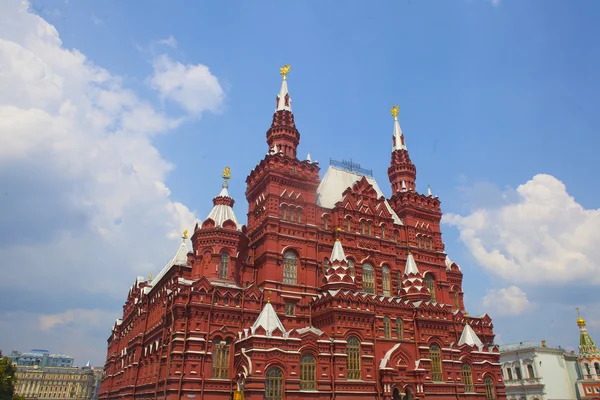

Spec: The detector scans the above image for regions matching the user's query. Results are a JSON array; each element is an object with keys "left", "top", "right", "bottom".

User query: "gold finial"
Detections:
[
  {"left": 267, "top": 290, "right": 272, "bottom": 303},
  {"left": 148, "top": 274, "right": 153, "bottom": 281},
  {"left": 577, "top": 307, "right": 586, "bottom": 327},
  {"left": 390, "top": 105, "right": 400, "bottom": 120},
  {"left": 182, "top": 230, "right": 188, "bottom": 241},
  {"left": 223, "top": 166, "right": 231, "bottom": 181},
  {"left": 280, "top": 64, "right": 291, "bottom": 80}
]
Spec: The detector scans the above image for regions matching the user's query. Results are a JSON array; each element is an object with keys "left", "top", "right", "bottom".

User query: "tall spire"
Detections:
[
  {"left": 388, "top": 105, "right": 417, "bottom": 193},
  {"left": 391, "top": 105, "right": 407, "bottom": 151},
  {"left": 266, "top": 64, "right": 300, "bottom": 159},
  {"left": 576, "top": 308, "right": 599, "bottom": 356}
]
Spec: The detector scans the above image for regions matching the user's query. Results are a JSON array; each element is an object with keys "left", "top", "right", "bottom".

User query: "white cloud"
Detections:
[
  {"left": 444, "top": 174, "right": 600, "bottom": 285},
  {"left": 481, "top": 286, "right": 535, "bottom": 316},
  {"left": 0, "top": 0, "right": 224, "bottom": 363},
  {"left": 150, "top": 54, "right": 224, "bottom": 117},
  {"left": 156, "top": 35, "right": 177, "bottom": 48}
]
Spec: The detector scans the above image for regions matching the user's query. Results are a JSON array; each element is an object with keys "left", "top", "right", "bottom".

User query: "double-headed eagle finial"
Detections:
[
  {"left": 280, "top": 64, "right": 291, "bottom": 80},
  {"left": 390, "top": 105, "right": 400, "bottom": 119},
  {"left": 223, "top": 166, "right": 231, "bottom": 181}
]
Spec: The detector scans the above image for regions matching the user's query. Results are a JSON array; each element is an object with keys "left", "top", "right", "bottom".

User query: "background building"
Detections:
[
  {"left": 99, "top": 67, "right": 506, "bottom": 400},
  {"left": 500, "top": 341, "right": 579, "bottom": 400},
  {"left": 8, "top": 349, "right": 74, "bottom": 367},
  {"left": 14, "top": 364, "right": 100, "bottom": 400},
  {"left": 575, "top": 311, "right": 600, "bottom": 399}
]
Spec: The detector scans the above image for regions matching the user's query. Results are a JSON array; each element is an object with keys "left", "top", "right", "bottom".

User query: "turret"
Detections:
[
  {"left": 387, "top": 105, "right": 416, "bottom": 193},
  {"left": 266, "top": 64, "right": 300, "bottom": 159}
]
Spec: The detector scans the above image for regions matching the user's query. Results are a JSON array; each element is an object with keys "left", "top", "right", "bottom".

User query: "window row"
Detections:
[
  {"left": 322, "top": 216, "right": 400, "bottom": 242},
  {"left": 281, "top": 206, "right": 302, "bottom": 224},
  {"left": 504, "top": 363, "right": 536, "bottom": 381}
]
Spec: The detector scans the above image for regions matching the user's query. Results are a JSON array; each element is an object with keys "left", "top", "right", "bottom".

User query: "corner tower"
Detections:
[{"left": 387, "top": 105, "right": 416, "bottom": 193}]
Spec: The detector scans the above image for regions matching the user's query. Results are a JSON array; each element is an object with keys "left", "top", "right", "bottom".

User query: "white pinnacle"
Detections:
[
  {"left": 427, "top": 185, "right": 432, "bottom": 196},
  {"left": 392, "top": 116, "right": 407, "bottom": 151},
  {"left": 307, "top": 153, "right": 312, "bottom": 163},
  {"left": 275, "top": 77, "right": 292, "bottom": 112}
]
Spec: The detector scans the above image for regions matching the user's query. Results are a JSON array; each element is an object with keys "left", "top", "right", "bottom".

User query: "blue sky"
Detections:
[{"left": 0, "top": 0, "right": 599, "bottom": 365}]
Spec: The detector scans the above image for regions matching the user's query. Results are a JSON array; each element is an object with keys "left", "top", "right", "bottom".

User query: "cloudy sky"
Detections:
[{"left": 1, "top": 0, "right": 599, "bottom": 366}]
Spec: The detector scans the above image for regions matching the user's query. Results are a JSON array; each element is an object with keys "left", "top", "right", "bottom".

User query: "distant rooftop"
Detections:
[{"left": 499, "top": 341, "right": 564, "bottom": 352}]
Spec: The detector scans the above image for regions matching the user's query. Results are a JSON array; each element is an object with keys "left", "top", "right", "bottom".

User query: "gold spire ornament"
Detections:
[
  {"left": 223, "top": 166, "right": 231, "bottom": 181},
  {"left": 148, "top": 274, "right": 153, "bottom": 281},
  {"left": 390, "top": 105, "right": 400, "bottom": 119},
  {"left": 182, "top": 230, "right": 188, "bottom": 241},
  {"left": 577, "top": 307, "right": 586, "bottom": 326},
  {"left": 280, "top": 64, "right": 291, "bottom": 80}
]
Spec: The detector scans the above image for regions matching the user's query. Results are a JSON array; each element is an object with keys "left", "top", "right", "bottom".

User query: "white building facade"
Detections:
[{"left": 500, "top": 341, "right": 579, "bottom": 400}]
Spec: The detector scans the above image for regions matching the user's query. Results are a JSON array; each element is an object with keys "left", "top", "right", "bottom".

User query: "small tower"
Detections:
[
  {"left": 266, "top": 64, "right": 301, "bottom": 159},
  {"left": 191, "top": 167, "right": 248, "bottom": 282},
  {"left": 398, "top": 252, "right": 431, "bottom": 302},
  {"left": 387, "top": 105, "right": 416, "bottom": 193},
  {"left": 575, "top": 308, "right": 600, "bottom": 396}
]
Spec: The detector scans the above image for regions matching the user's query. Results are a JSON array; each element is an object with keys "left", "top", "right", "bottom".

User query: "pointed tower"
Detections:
[
  {"left": 458, "top": 314, "right": 484, "bottom": 350},
  {"left": 575, "top": 308, "right": 600, "bottom": 395},
  {"left": 321, "top": 235, "right": 357, "bottom": 291},
  {"left": 191, "top": 167, "right": 248, "bottom": 282},
  {"left": 388, "top": 105, "right": 416, "bottom": 193},
  {"left": 399, "top": 253, "right": 431, "bottom": 301},
  {"left": 577, "top": 309, "right": 600, "bottom": 358},
  {"left": 265, "top": 64, "right": 300, "bottom": 159}
]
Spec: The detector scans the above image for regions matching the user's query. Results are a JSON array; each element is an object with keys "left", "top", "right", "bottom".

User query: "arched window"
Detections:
[
  {"left": 219, "top": 254, "right": 229, "bottom": 279},
  {"left": 381, "top": 226, "right": 385, "bottom": 239},
  {"left": 506, "top": 367, "right": 513, "bottom": 380},
  {"left": 527, "top": 364, "right": 535, "bottom": 378},
  {"left": 454, "top": 290, "right": 460, "bottom": 310},
  {"left": 515, "top": 366, "right": 522, "bottom": 379},
  {"left": 300, "top": 354, "right": 316, "bottom": 391},
  {"left": 281, "top": 207, "right": 287, "bottom": 220},
  {"left": 405, "top": 388, "right": 413, "bottom": 400},
  {"left": 417, "top": 236, "right": 422, "bottom": 248},
  {"left": 211, "top": 338, "right": 230, "bottom": 379},
  {"left": 323, "top": 215, "right": 328, "bottom": 230},
  {"left": 361, "top": 221, "right": 366, "bottom": 234},
  {"left": 462, "top": 363, "right": 474, "bottom": 392},
  {"left": 430, "top": 344, "right": 443, "bottom": 381},
  {"left": 296, "top": 210, "right": 302, "bottom": 223},
  {"left": 595, "top": 362, "right": 600, "bottom": 375},
  {"left": 348, "top": 260, "right": 355, "bottom": 277},
  {"left": 346, "top": 218, "right": 351, "bottom": 231},
  {"left": 396, "top": 318, "right": 403, "bottom": 340},
  {"left": 382, "top": 266, "right": 391, "bottom": 296},
  {"left": 484, "top": 376, "right": 495, "bottom": 399},
  {"left": 347, "top": 336, "right": 361, "bottom": 380},
  {"left": 265, "top": 367, "right": 283, "bottom": 400},
  {"left": 383, "top": 316, "right": 391, "bottom": 339},
  {"left": 393, "top": 230, "right": 398, "bottom": 243},
  {"left": 585, "top": 363, "right": 591, "bottom": 376},
  {"left": 283, "top": 251, "right": 297, "bottom": 285},
  {"left": 368, "top": 222, "right": 372, "bottom": 236},
  {"left": 425, "top": 274, "right": 436, "bottom": 302},
  {"left": 362, "top": 263, "right": 375, "bottom": 294}
]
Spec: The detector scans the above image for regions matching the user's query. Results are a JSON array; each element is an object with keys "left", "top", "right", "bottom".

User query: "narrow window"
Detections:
[
  {"left": 284, "top": 303, "right": 295, "bottom": 316},
  {"left": 323, "top": 216, "right": 328, "bottom": 230},
  {"left": 265, "top": 367, "right": 283, "bottom": 400},
  {"left": 283, "top": 251, "right": 297, "bottom": 285},
  {"left": 361, "top": 221, "right": 366, "bottom": 234},
  {"left": 484, "top": 376, "right": 495, "bottom": 399},
  {"left": 211, "top": 338, "right": 230, "bottom": 379},
  {"left": 348, "top": 260, "right": 355, "bottom": 277},
  {"left": 506, "top": 368, "right": 513, "bottom": 380},
  {"left": 425, "top": 274, "right": 436, "bottom": 302},
  {"left": 381, "top": 226, "right": 385, "bottom": 239},
  {"left": 595, "top": 362, "right": 600, "bottom": 376},
  {"left": 282, "top": 207, "right": 287, "bottom": 220},
  {"left": 346, "top": 218, "right": 351, "bottom": 231},
  {"left": 219, "top": 254, "right": 229, "bottom": 279},
  {"left": 297, "top": 210, "right": 302, "bottom": 223},
  {"left": 367, "top": 222, "right": 372, "bottom": 236},
  {"left": 462, "top": 363, "right": 474, "bottom": 392},
  {"left": 383, "top": 316, "right": 391, "bottom": 339},
  {"left": 527, "top": 364, "right": 535, "bottom": 378},
  {"left": 382, "top": 266, "right": 391, "bottom": 296},
  {"left": 417, "top": 236, "right": 421, "bottom": 248},
  {"left": 300, "top": 354, "right": 316, "bottom": 391},
  {"left": 362, "top": 263, "right": 375, "bottom": 294},
  {"left": 454, "top": 290, "right": 460, "bottom": 310},
  {"left": 396, "top": 318, "right": 403, "bottom": 340},
  {"left": 397, "top": 270, "right": 402, "bottom": 290},
  {"left": 430, "top": 344, "right": 443, "bottom": 381},
  {"left": 323, "top": 258, "right": 329, "bottom": 273},
  {"left": 393, "top": 231, "right": 398, "bottom": 243},
  {"left": 346, "top": 336, "right": 361, "bottom": 380},
  {"left": 515, "top": 366, "right": 522, "bottom": 380}
]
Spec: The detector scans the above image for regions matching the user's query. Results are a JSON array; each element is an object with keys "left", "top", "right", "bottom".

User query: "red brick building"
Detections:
[{"left": 98, "top": 66, "right": 506, "bottom": 400}]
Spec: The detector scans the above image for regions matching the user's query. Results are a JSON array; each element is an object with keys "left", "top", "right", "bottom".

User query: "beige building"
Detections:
[{"left": 15, "top": 364, "right": 101, "bottom": 400}]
